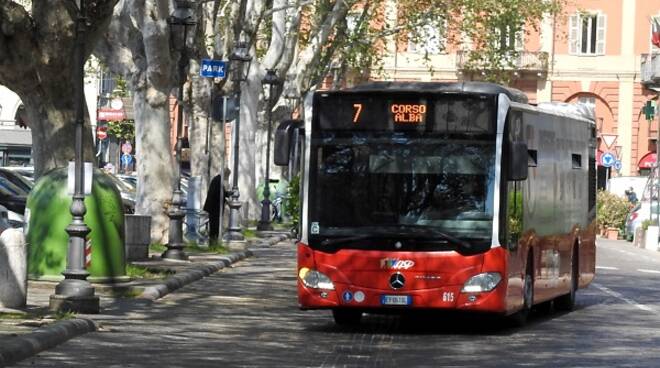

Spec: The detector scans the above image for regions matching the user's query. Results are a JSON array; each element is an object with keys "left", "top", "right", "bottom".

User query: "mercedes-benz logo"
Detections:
[{"left": 389, "top": 272, "right": 405, "bottom": 290}]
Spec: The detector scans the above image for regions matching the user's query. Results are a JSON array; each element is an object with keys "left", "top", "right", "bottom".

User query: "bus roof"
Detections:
[{"left": 344, "top": 81, "right": 529, "bottom": 104}]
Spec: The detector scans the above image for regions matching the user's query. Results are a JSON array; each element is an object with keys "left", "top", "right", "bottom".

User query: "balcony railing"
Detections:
[
  {"left": 641, "top": 53, "right": 660, "bottom": 87},
  {"left": 456, "top": 50, "right": 549, "bottom": 73}
]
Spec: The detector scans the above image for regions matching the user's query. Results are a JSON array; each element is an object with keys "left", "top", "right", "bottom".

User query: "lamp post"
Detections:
[
  {"left": 257, "top": 69, "right": 281, "bottom": 232},
  {"left": 49, "top": 0, "right": 99, "bottom": 313},
  {"left": 223, "top": 40, "right": 252, "bottom": 242},
  {"left": 163, "top": 0, "right": 197, "bottom": 260}
]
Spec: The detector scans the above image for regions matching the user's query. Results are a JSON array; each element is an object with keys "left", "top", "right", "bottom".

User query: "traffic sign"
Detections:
[
  {"left": 601, "top": 152, "right": 615, "bottom": 167},
  {"left": 600, "top": 134, "right": 618, "bottom": 149},
  {"left": 614, "top": 160, "right": 622, "bottom": 171},
  {"left": 200, "top": 59, "right": 227, "bottom": 78},
  {"left": 121, "top": 154, "right": 133, "bottom": 166},
  {"left": 96, "top": 126, "right": 108, "bottom": 140}
]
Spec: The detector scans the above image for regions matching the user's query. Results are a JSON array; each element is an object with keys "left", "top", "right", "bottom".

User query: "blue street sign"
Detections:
[
  {"left": 200, "top": 59, "right": 227, "bottom": 78},
  {"left": 121, "top": 153, "right": 133, "bottom": 166},
  {"left": 614, "top": 160, "right": 622, "bottom": 171},
  {"left": 601, "top": 152, "right": 615, "bottom": 168}
]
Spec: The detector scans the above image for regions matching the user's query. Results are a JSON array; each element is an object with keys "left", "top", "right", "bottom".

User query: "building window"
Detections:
[
  {"left": 494, "top": 24, "right": 524, "bottom": 51},
  {"left": 569, "top": 12, "right": 606, "bottom": 55},
  {"left": 408, "top": 24, "right": 444, "bottom": 55},
  {"left": 578, "top": 96, "right": 596, "bottom": 111}
]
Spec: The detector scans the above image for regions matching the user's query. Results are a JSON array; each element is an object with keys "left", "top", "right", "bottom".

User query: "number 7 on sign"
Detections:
[{"left": 352, "top": 103, "right": 362, "bottom": 123}]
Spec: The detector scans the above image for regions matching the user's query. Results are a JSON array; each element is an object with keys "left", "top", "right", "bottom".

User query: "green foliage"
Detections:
[
  {"left": 126, "top": 264, "right": 174, "bottom": 279},
  {"left": 642, "top": 219, "right": 652, "bottom": 231},
  {"left": 185, "top": 243, "right": 229, "bottom": 254},
  {"left": 397, "top": 0, "right": 565, "bottom": 84},
  {"left": 242, "top": 228, "right": 257, "bottom": 239},
  {"left": 596, "top": 190, "right": 632, "bottom": 230},
  {"left": 0, "top": 312, "right": 28, "bottom": 320},
  {"left": 106, "top": 119, "right": 135, "bottom": 141},
  {"left": 285, "top": 174, "right": 301, "bottom": 234},
  {"left": 54, "top": 310, "right": 76, "bottom": 320},
  {"left": 149, "top": 243, "right": 167, "bottom": 253}
]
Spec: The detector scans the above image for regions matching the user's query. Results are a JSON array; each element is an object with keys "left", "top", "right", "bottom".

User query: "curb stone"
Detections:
[
  {"left": 0, "top": 318, "right": 96, "bottom": 367},
  {"left": 251, "top": 234, "right": 292, "bottom": 247},
  {"left": 137, "top": 249, "right": 253, "bottom": 300},
  {"left": 0, "top": 249, "right": 253, "bottom": 366}
]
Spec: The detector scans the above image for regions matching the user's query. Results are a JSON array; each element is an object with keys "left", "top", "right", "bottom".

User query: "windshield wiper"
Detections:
[
  {"left": 320, "top": 235, "right": 374, "bottom": 247},
  {"left": 389, "top": 225, "right": 473, "bottom": 250}
]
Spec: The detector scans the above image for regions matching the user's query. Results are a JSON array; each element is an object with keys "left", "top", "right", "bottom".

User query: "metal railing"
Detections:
[
  {"left": 456, "top": 50, "right": 549, "bottom": 72},
  {"left": 641, "top": 53, "right": 660, "bottom": 86}
]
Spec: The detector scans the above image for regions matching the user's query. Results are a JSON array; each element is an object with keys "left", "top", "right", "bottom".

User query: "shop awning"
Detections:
[{"left": 638, "top": 151, "right": 657, "bottom": 169}]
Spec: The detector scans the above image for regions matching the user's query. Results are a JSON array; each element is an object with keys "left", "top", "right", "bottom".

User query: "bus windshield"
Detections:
[{"left": 308, "top": 132, "right": 496, "bottom": 249}]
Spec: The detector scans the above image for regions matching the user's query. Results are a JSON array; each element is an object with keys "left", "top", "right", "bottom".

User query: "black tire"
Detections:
[
  {"left": 510, "top": 253, "right": 534, "bottom": 327},
  {"left": 332, "top": 309, "right": 362, "bottom": 326},
  {"left": 534, "top": 300, "right": 553, "bottom": 314},
  {"left": 555, "top": 245, "right": 578, "bottom": 311}
]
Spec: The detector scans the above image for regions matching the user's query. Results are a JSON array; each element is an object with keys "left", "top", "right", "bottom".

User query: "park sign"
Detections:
[{"left": 200, "top": 59, "right": 226, "bottom": 78}]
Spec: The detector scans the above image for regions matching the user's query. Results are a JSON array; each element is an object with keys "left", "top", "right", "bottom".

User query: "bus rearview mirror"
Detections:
[
  {"left": 274, "top": 119, "right": 304, "bottom": 166},
  {"left": 508, "top": 141, "right": 528, "bottom": 181}
]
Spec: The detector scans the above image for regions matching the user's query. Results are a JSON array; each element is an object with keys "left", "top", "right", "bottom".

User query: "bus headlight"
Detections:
[
  {"left": 298, "top": 267, "right": 335, "bottom": 290},
  {"left": 461, "top": 272, "right": 502, "bottom": 293}
]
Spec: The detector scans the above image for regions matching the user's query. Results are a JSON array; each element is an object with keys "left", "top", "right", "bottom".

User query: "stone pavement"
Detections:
[{"left": 0, "top": 232, "right": 290, "bottom": 367}]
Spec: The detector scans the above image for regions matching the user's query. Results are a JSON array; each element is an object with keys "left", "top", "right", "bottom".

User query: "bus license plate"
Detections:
[{"left": 380, "top": 295, "right": 412, "bottom": 306}]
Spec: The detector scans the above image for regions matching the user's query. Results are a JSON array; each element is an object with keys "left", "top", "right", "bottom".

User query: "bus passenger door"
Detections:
[{"left": 505, "top": 180, "right": 526, "bottom": 312}]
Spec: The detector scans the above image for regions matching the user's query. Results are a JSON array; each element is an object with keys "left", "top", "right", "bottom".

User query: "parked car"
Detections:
[
  {"left": 0, "top": 176, "right": 27, "bottom": 215},
  {"left": 0, "top": 205, "right": 10, "bottom": 234},
  {"left": 107, "top": 174, "right": 136, "bottom": 214},
  {"left": 1, "top": 166, "right": 34, "bottom": 183},
  {"left": 0, "top": 168, "right": 33, "bottom": 193}
]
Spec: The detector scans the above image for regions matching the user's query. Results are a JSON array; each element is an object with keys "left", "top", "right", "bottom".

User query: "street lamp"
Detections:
[
  {"left": 163, "top": 0, "right": 197, "bottom": 260},
  {"left": 223, "top": 40, "right": 252, "bottom": 242},
  {"left": 49, "top": 0, "right": 99, "bottom": 313},
  {"left": 257, "top": 69, "right": 281, "bottom": 232}
]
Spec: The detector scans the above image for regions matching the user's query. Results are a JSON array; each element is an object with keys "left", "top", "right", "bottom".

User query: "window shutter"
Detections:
[
  {"left": 569, "top": 14, "right": 579, "bottom": 54},
  {"left": 596, "top": 14, "right": 606, "bottom": 55},
  {"left": 515, "top": 25, "right": 524, "bottom": 51}
]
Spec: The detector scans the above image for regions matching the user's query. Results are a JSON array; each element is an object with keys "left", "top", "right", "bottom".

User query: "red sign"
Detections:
[
  {"left": 97, "top": 109, "right": 125, "bottom": 121},
  {"left": 96, "top": 126, "right": 108, "bottom": 140}
]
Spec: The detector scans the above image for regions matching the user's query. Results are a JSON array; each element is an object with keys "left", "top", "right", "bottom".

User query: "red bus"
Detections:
[{"left": 275, "top": 82, "right": 596, "bottom": 325}]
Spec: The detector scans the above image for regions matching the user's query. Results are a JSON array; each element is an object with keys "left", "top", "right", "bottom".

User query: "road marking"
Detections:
[
  {"left": 594, "top": 283, "right": 656, "bottom": 314},
  {"left": 596, "top": 266, "right": 619, "bottom": 270},
  {"left": 638, "top": 269, "right": 660, "bottom": 274}
]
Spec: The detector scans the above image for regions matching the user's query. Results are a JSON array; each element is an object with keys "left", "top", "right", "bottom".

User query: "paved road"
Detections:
[{"left": 15, "top": 239, "right": 660, "bottom": 367}]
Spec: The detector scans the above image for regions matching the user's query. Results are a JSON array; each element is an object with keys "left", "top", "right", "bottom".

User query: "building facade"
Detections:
[{"left": 380, "top": 0, "right": 660, "bottom": 179}]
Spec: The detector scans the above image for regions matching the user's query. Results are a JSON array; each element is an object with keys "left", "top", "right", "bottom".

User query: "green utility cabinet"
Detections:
[{"left": 26, "top": 168, "right": 128, "bottom": 282}]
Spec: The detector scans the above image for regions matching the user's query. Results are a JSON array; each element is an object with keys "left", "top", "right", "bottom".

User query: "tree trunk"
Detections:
[
  {"left": 187, "top": 60, "right": 212, "bottom": 199},
  {"left": 238, "top": 72, "right": 262, "bottom": 221},
  {"left": 132, "top": 88, "right": 175, "bottom": 243},
  {"left": 21, "top": 91, "right": 95, "bottom": 177}
]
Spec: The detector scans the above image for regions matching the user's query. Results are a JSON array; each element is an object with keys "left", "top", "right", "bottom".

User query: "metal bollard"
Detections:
[{"left": 0, "top": 228, "right": 28, "bottom": 308}]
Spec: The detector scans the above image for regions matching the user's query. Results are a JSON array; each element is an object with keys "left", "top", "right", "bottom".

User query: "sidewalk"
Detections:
[{"left": 0, "top": 232, "right": 290, "bottom": 367}]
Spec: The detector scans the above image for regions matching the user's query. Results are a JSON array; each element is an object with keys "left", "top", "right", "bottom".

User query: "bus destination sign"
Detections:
[
  {"left": 390, "top": 103, "right": 426, "bottom": 124},
  {"left": 316, "top": 92, "right": 494, "bottom": 134}
]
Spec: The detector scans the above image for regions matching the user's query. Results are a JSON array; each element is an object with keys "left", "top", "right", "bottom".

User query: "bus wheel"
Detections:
[
  {"left": 510, "top": 254, "right": 534, "bottom": 326},
  {"left": 332, "top": 309, "right": 362, "bottom": 326},
  {"left": 555, "top": 245, "right": 578, "bottom": 311}
]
